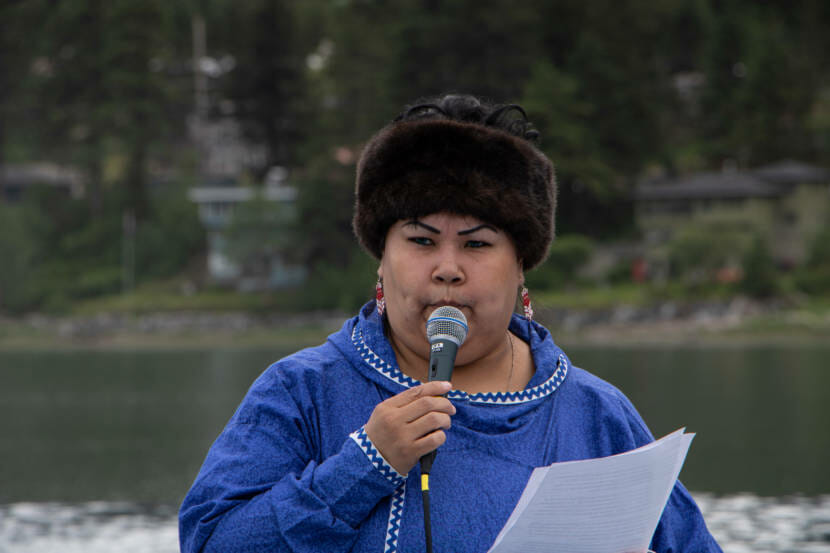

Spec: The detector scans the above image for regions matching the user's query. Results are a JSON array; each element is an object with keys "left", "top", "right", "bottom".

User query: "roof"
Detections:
[
  {"left": 188, "top": 184, "right": 297, "bottom": 204},
  {"left": 0, "top": 163, "right": 85, "bottom": 199},
  {"left": 751, "top": 159, "right": 830, "bottom": 185},
  {"left": 635, "top": 171, "right": 784, "bottom": 202},
  {"left": 1, "top": 163, "right": 84, "bottom": 186}
]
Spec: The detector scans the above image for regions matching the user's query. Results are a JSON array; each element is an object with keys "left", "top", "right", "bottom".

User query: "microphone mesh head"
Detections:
[{"left": 426, "top": 306, "right": 469, "bottom": 346}]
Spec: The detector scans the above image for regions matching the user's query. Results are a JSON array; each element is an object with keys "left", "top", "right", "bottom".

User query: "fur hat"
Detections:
[{"left": 352, "top": 117, "right": 556, "bottom": 270}]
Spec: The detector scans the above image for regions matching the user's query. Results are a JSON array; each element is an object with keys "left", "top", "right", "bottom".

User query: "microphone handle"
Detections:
[
  {"left": 428, "top": 339, "right": 458, "bottom": 382},
  {"left": 421, "top": 338, "right": 458, "bottom": 473}
]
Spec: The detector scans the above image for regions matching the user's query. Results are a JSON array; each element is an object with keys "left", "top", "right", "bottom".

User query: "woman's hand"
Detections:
[{"left": 365, "top": 380, "right": 456, "bottom": 475}]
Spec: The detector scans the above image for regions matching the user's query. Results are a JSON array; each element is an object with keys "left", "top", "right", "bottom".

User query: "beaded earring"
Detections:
[
  {"left": 376, "top": 277, "right": 386, "bottom": 317},
  {"left": 521, "top": 286, "right": 534, "bottom": 321}
]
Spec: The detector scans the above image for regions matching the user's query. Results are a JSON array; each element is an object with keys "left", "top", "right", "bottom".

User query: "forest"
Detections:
[{"left": 1, "top": 0, "right": 830, "bottom": 314}]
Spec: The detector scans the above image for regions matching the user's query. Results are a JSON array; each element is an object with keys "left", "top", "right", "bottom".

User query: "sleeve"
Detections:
[
  {"left": 650, "top": 480, "right": 723, "bottom": 553},
  {"left": 612, "top": 390, "right": 723, "bottom": 553},
  {"left": 178, "top": 370, "right": 405, "bottom": 553}
]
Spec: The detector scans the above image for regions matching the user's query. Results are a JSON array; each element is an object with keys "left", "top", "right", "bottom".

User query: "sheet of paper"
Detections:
[{"left": 488, "top": 429, "right": 694, "bottom": 553}]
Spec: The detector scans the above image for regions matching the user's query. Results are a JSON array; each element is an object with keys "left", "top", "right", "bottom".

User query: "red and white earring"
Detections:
[
  {"left": 376, "top": 277, "right": 386, "bottom": 317},
  {"left": 521, "top": 286, "right": 533, "bottom": 321}
]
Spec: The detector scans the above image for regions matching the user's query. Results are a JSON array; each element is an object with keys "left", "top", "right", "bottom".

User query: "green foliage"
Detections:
[
  {"left": 525, "top": 235, "right": 595, "bottom": 291},
  {"left": 0, "top": 204, "right": 38, "bottom": 312},
  {"left": 304, "top": 253, "right": 377, "bottom": 313},
  {"left": 386, "top": 0, "right": 541, "bottom": 104},
  {"left": 522, "top": 60, "right": 633, "bottom": 237},
  {"left": 135, "top": 185, "right": 205, "bottom": 281},
  {"left": 289, "top": 154, "right": 358, "bottom": 269},
  {"left": 794, "top": 221, "right": 830, "bottom": 296},
  {"left": 23, "top": 0, "right": 175, "bottom": 217},
  {"left": 739, "top": 234, "right": 779, "bottom": 298},
  {"left": 699, "top": 4, "right": 818, "bottom": 165},
  {"left": 667, "top": 221, "right": 749, "bottom": 286},
  {"left": 283, "top": 151, "right": 378, "bottom": 311},
  {"left": 793, "top": 267, "right": 830, "bottom": 296},
  {"left": 4, "top": 0, "right": 830, "bottom": 313},
  {"left": 805, "top": 222, "right": 830, "bottom": 269},
  {"left": 213, "top": 0, "right": 311, "bottom": 171},
  {"left": 1, "top": 183, "right": 202, "bottom": 313},
  {"left": 224, "top": 193, "right": 296, "bottom": 268}
]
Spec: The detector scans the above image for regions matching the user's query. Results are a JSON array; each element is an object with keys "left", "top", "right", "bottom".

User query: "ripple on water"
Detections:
[
  {"left": 696, "top": 493, "right": 830, "bottom": 553},
  {"left": 1, "top": 494, "right": 830, "bottom": 553},
  {"left": 0, "top": 502, "right": 179, "bottom": 553}
]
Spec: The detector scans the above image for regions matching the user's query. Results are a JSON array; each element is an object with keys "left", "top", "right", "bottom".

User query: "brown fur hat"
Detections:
[{"left": 353, "top": 108, "right": 556, "bottom": 270}]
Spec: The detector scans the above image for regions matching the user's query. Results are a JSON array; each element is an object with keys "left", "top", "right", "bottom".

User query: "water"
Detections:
[
  {"left": 1, "top": 495, "right": 829, "bottom": 552},
  {"left": 1, "top": 343, "right": 829, "bottom": 551},
  {"left": 0, "top": 502, "right": 178, "bottom": 553}
]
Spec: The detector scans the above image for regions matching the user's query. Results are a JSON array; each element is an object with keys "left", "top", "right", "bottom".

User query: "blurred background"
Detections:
[{"left": 1, "top": 1, "right": 829, "bottom": 552}]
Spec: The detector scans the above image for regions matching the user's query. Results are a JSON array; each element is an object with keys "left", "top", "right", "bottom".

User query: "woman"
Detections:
[{"left": 179, "top": 95, "right": 722, "bottom": 553}]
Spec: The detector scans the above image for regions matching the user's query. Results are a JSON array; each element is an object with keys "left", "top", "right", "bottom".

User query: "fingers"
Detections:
[
  {"left": 364, "top": 381, "right": 457, "bottom": 474},
  {"left": 407, "top": 410, "right": 452, "bottom": 439},
  {"left": 413, "top": 428, "right": 448, "bottom": 453},
  {"left": 385, "top": 380, "right": 453, "bottom": 407},
  {"left": 401, "top": 394, "right": 456, "bottom": 422}
]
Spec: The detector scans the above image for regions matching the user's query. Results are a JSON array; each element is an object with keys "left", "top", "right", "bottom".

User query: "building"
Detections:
[
  {"left": 635, "top": 160, "right": 830, "bottom": 277},
  {"left": 0, "top": 163, "right": 85, "bottom": 202},
  {"left": 188, "top": 167, "right": 306, "bottom": 291}
]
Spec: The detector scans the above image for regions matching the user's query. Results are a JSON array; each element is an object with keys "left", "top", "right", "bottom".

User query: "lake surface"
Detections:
[{"left": 1, "top": 342, "right": 829, "bottom": 551}]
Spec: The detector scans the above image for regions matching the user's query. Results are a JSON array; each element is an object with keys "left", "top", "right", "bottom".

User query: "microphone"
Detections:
[
  {"left": 426, "top": 306, "right": 468, "bottom": 382},
  {"left": 421, "top": 306, "right": 467, "bottom": 553}
]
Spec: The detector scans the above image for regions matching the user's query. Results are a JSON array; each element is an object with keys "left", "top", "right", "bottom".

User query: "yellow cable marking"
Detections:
[{"left": 421, "top": 473, "right": 429, "bottom": 491}]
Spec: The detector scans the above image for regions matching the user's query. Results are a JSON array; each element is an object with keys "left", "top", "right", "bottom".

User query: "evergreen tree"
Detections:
[
  {"left": 211, "top": 0, "right": 312, "bottom": 173},
  {"left": 29, "top": 0, "right": 173, "bottom": 218}
]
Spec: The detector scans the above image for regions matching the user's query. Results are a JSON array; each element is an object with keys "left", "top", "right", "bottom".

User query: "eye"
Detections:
[
  {"left": 465, "top": 240, "right": 490, "bottom": 248},
  {"left": 409, "top": 236, "right": 434, "bottom": 246}
]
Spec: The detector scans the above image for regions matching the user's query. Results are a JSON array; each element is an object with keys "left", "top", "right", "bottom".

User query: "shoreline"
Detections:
[{"left": 1, "top": 300, "right": 829, "bottom": 350}]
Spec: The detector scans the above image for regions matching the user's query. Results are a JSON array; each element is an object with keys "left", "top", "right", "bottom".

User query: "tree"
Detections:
[
  {"left": 699, "top": 2, "right": 819, "bottom": 166},
  {"left": 521, "top": 61, "right": 623, "bottom": 237},
  {"left": 28, "top": 0, "right": 173, "bottom": 218},
  {"left": 740, "top": 234, "right": 778, "bottom": 298},
  {"left": 0, "top": 203, "right": 37, "bottom": 312},
  {"left": 210, "top": 0, "right": 312, "bottom": 174}
]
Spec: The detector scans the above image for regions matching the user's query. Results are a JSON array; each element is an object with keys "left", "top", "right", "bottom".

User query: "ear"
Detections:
[{"left": 377, "top": 263, "right": 384, "bottom": 281}]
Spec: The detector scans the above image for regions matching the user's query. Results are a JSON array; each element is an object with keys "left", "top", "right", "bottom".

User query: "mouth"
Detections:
[{"left": 426, "top": 299, "right": 467, "bottom": 311}]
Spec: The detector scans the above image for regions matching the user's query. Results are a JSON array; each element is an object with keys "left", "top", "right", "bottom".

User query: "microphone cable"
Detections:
[{"left": 420, "top": 450, "right": 437, "bottom": 553}]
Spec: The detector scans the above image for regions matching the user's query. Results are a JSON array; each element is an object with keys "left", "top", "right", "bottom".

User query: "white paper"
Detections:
[{"left": 487, "top": 429, "right": 694, "bottom": 553}]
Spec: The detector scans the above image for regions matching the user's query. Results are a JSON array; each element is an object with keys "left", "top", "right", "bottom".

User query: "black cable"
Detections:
[{"left": 420, "top": 450, "right": 436, "bottom": 553}]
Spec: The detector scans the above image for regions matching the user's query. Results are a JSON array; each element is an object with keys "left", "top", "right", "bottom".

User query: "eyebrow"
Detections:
[
  {"left": 457, "top": 224, "right": 497, "bottom": 236},
  {"left": 405, "top": 220, "right": 440, "bottom": 233},
  {"left": 404, "top": 220, "right": 497, "bottom": 235}
]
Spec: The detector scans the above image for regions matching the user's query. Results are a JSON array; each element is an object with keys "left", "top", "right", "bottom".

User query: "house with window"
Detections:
[
  {"left": 0, "top": 163, "right": 85, "bottom": 202},
  {"left": 635, "top": 160, "right": 830, "bottom": 277},
  {"left": 188, "top": 167, "right": 306, "bottom": 291}
]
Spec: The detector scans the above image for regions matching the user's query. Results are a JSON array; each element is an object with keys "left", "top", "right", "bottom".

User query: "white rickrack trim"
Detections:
[
  {"left": 352, "top": 325, "right": 568, "bottom": 405},
  {"left": 349, "top": 426, "right": 406, "bottom": 487},
  {"left": 383, "top": 483, "right": 406, "bottom": 553},
  {"left": 352, "top": 325, "right": 421, "bottom": 388}
]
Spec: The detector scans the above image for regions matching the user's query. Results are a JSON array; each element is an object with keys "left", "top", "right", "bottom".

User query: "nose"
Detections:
[{"left": 432, "top": 250, "right": 465, "bottom": 285}]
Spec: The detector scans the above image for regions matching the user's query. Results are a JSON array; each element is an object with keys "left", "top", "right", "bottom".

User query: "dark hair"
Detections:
[{"left": 394, "top": 94, "right": 541, "bottom": 144}]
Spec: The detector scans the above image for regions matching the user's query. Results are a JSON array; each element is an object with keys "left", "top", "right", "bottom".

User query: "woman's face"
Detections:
[{"left": 379, "top": 212, "right": 523, "bottom": 368}]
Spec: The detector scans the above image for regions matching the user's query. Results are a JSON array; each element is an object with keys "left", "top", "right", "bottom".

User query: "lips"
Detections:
[{"left": 426, "top": 299, "right": 468, "bottom": 312}]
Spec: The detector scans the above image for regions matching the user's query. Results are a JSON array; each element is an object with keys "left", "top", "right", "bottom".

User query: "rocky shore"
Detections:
[
  {"left": 536, "top": 297, "right": 830, "bottom": 345},
  {"left": 1, "top": 297, "right": 828, "bottom": 348}
]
